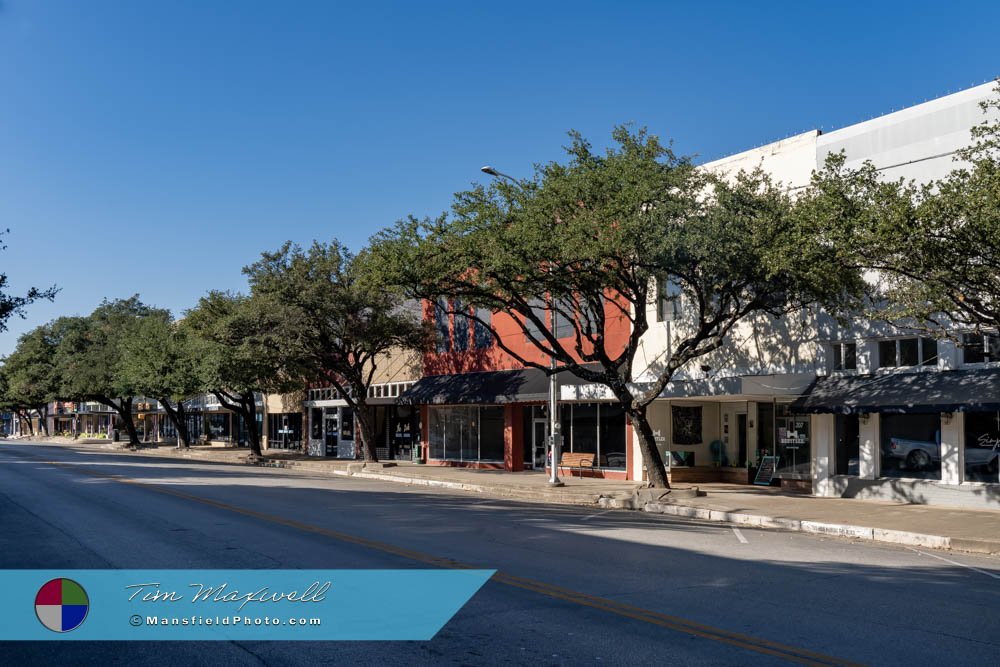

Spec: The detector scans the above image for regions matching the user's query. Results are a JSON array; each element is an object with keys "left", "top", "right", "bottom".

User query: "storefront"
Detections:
[
  {"left": 267, "top": 412, "right": 303, "bottom": 450},
  {"left": 796, "top": 367, "right": 1000, "bottom": 509},
  {"left": 305, "top": 403, "right": 356, "bottom": 458}
]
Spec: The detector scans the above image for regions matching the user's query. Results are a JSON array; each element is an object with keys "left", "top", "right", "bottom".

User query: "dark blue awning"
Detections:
[{"left": 792, "top": 368, "right": 1000, "bottom": 414}]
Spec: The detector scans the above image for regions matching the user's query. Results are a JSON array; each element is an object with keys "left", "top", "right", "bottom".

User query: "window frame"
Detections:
[
  {"left": 831, "top": 341, "right": 858, "bottom": 372},
  {"left": 877, "top": 337, "right": 938, "bottom": 370}
]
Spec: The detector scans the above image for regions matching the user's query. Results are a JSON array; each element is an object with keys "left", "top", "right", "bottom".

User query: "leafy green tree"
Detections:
[
  {"left": 55, "top": 297, "right": 167, "bottom": 446},
  {"left": 243, "top": 240, "right": 427, "bottom": 462},
  {"left": 2, "top": 323, "right": 63, "bottom": 436},
  {"left": 858, "top": 90, "right": 1000, "bottom": 336},
  {"left": 118, "top": 312, "right": 201, "bottom": 447},
  {"left": 183, "top": 291, "right": 294, "bottom": 457},
  {"left": 372, "top": 127, "right": 865, "bottom": 488}
]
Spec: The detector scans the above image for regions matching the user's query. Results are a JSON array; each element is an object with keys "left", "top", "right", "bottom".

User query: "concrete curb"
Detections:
[
  {"left": 88, "top": 445, "right": 628, "bottom": 508},
  {"left": 60, "top": 443, "right": 1000, "bottom": 555},
  {"left": 642, "top": 501, "right": 999, "bottom": 555}
]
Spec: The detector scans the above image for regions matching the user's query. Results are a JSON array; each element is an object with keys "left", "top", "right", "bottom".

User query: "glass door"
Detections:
[
  {"left": 324, "top": 410, "right": 339, "bottom": 457},
  {"left": 532, "top": 419, "right": 548, "bottom": 470}
]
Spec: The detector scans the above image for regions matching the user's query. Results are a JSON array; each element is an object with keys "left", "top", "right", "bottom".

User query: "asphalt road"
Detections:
[{"left": 1, "top": 441, "right": 998, "bottom": 666}]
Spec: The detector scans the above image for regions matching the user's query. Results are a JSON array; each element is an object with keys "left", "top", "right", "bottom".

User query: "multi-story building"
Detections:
[{"left": 613, "top": 81, "right": 1000, "bottom": 509}]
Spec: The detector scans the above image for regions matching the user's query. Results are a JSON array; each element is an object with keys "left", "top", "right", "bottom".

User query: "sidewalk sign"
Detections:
[{"left": 753, "top": 455, "right": 779, "bottom": 486}]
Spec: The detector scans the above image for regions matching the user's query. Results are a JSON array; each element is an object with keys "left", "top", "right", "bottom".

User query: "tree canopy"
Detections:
[
  {"left": 243, "top": 240, "right": 427, "bottom": 461},
  {"left": 372, "top": 126, "right": 867, "bottom": 487}
]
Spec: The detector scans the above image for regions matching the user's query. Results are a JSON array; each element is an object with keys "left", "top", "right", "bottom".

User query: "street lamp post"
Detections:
[{"left": 480, "top": 166, "right": 563, "bottom": 487}]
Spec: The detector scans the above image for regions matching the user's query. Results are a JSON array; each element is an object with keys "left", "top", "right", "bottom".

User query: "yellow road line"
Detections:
[{"left": 22, "top": 452, "right": 861, "bottom": 666}]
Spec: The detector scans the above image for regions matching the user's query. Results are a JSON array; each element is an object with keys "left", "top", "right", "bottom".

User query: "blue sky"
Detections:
[{"left": 1, "top": 0, "right": 998, "bottom": 353}]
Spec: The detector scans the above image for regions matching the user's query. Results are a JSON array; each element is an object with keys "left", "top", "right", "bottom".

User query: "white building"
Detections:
[{"left": 619, "top": 81, "right": 1000, "bottom": 509}]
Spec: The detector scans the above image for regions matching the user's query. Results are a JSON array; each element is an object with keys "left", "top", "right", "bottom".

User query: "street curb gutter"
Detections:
[
  {"left": 642, "top": 502, "right": 997, "bottom": 555},
  {"left": 64, "top": 444, "right": 1000, "bottom": 556}
]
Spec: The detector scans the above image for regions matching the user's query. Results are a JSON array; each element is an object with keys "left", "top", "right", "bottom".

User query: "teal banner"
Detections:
[{"left": 3, "top": 569, "right": 494, "bottom": 640}]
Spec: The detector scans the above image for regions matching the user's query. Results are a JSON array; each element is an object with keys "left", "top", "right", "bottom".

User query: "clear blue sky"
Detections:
[{"left": 1, "top": 0, "right": 998, "bottom": 354}]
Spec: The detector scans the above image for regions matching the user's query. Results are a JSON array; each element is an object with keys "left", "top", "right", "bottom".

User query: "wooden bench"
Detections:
[{"left": 560, "top": 452, "right": 596, "bottom": 477}]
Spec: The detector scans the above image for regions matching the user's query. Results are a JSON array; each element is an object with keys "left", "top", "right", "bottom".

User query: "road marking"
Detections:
[
  {"left": 732, "top": 527, "right": 749, "bottom": 544},
  {"left": 19, "top": 450, "right": 859, "bottom": 666},
  {"left": 907, "top": 547, "right": 1000, "bottom": 580}
]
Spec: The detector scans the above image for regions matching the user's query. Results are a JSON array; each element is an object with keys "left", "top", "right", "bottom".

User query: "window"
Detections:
[
  {"left": 775, "top": 404, "right": 810, "bottom": 476},
  {"left": 880, "top": 414, "right": 941, "bottom": 480},
  {"left": 452, "top": 299, "right": 469, "bottom": 352},
  {"left": 427, "top": 406, "right": 505, "bottom": 462},
  {"left": 553, "top": 297, "right": 575, "bottom": 339},
  {"left": 434, "top": 298, "right": 451, "bottom": 354},
  {"left": 339, "top": 407, "right": 354, "bottom": 442},
  {"left": 832, "top": 342, "right": 857, "bottom": 371},
  {"left": 656, "top": 277, "right": 683, "bottom": 322},
  {"left": 557, "top": 403, "right": 627, "bottom": 469},
  {"left": 671, "top": 406, "right": 702, "bottom": 445},
  {"left": 878, "top": 338, "right": 938, "bottom": 369},
  {"left": 268, "top": 413, "right": 302, "bottom": 449},
  {"left": 962, "top": 333, "right": 1000, "bottom": 364},
  {"left": 473, "top": 307, "right": 493, "bottom": 349},
  {"left": 964, "top": 411, "right": 1000, "bottom": 483},
  {"left": 523, "top": 298, "right": 547, "bottom": 343},
  {"left": 208, "top": 413, "right": 230, "bottom": 439},
  {"left": 310, "top": 408, "right": 323, "bottom": 440}
]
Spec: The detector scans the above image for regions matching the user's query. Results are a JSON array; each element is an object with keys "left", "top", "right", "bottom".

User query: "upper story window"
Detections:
[
  {"left": 473, "top": 306, "right": 492, "bottom": 350},
  {"left": 962, "top": 332, "right": 1000, "bottom": 364},
  {"left": 452, "top": 299, "right": 469, "bottom": 352},
  {"left": 832, "top": 342, "right": 857, "bottom": 371},
  {"left": 434, "top": 298, "right": 451, "bottom": 354},
  {"left": 878, "top": 337, "right": 938, "bottom": 369},
  {"left": 655, "top": 277, "right": 683, "bottom": 323}
]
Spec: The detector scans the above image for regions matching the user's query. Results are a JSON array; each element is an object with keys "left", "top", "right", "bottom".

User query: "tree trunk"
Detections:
[
  {"left": 160, "top": 399, "right": 191, "bottom": 447},
  {"left": 37, "top": 406, "right": 50, "bottom": 436},
  {"left": 242, "top": 395, "right": 262, "bottom": 457},
  {"left": 354, "top": 402, "right": 379, "bottom": 463},
  {"left": 98, "top": 396, "right": 140, "bottom": 446},
  {"left": 18, "top": 411, "right": 34, "bottom": 436},
  {"left": 626, "top": 404, "right": 670, "bottom": 489}
]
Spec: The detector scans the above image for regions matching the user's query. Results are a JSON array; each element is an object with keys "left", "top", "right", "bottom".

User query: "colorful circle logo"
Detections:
[{"left": 35, "top": 578, "right": 89, "bottom": 633}]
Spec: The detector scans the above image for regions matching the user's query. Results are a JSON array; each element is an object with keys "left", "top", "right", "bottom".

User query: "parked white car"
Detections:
[{"left": 884, "top": 437, "right": 940, "bottom": 470}]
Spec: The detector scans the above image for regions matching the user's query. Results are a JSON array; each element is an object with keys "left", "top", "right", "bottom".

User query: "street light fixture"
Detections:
[{"left": 480, "top": 165, "right": 563, "bottom": 487}]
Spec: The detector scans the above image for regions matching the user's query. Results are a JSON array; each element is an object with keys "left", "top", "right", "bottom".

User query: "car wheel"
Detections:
[{"left": 907, "top": 449, "right": 931, "bottom": 470}]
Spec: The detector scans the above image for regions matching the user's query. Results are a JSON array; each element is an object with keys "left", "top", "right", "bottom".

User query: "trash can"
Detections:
[{"left": 112, "top": 429, "right": 121, "bottom": 442}]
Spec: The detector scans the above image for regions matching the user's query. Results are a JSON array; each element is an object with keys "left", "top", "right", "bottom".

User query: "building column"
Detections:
[
  {"left": 940, "top": 411, "right": 964, "bottom": 485},
  {"left": 505, "top": 405, "right": 524, "bottom": 472},
  {"left": 859, "top": 413, "right": 880, "bottom": 479},
  {"left": 811, "top": 413, "right": 835, "bottom": 496}
]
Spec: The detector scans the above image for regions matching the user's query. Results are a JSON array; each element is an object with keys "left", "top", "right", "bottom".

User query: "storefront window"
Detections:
[
  {"left": 427, "top": 406, "right": 504, "bottom": 462},
  {"left": 340, "top": 407, "right": 354, "bottom": 442},
  {"left": 208, "top": 413, "right": 230, "bottom": 440},
  {"left": 599, "top": 404, "right": 626, "bottom": 468},
  {"left": 479, "top": 407, "right": 505, "bottom": 461},
  {"left": 880, "top": 414, "right": 941, "bottom": 480},
  {"left": 775, "top": 404, "right": 810, "bottom": 476},
  {"left": 964, "top": 411, "right": 1000, "bottom": 483},
  {"left": 572, "top": 405, "right": 598, "bottom": 455},
  {"left": 268, "top": 413, "right": 302, "bottom": 449},
  {"left": 671, "top": 406, "right": 702, "bottom": 445},
  {"left": 310, "top": 408, "right": 323, "bottom": 439}
]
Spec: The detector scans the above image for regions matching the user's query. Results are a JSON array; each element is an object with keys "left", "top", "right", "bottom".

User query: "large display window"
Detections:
[
  {"left": 428, "top": 406, "right": 505, "bottom": 462},
  {"left": 964, "top": 411, "right": 1000, "bottom": 483},
  {"left": 880, "top": 413, "right": 941, "bottom": 480},
  {"left": 775, "top": 404, "right": 811, "bottom": 476}
]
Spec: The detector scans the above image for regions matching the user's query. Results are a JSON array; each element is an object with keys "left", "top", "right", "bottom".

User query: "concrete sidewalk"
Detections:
[{"left": 33, "top": 439, "right": 1000, "bottom": 557}]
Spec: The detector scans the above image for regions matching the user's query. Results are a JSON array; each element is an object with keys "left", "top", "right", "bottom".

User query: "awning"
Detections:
[
  {"left": 792, "top": 368, "right": 1000, "bottom": 414},
  {"left": 399, "top": 368, "right": 591, "bottom": 405}
]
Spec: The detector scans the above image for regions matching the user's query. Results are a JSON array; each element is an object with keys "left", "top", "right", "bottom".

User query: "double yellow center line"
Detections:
[{"left": 17, "top": 450, "right": 860, "bottom": 666}]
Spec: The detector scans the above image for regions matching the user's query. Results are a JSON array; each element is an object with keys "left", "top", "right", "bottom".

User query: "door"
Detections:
[
  {"left": 737, "top": 414, "right": 748, "bottom": 467},
  {"left": 835, "top": 414, "right": 860, "bottom": 476},
  {"left": 324, "top": 411, "right": 338, "bottom": 457},
  {"left": 532, "top": 419, "right": 548, "bottom": 469}
]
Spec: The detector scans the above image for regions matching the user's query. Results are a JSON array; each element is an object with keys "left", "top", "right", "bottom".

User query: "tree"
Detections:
[
  {"left": 858, "top": 89, "right": 1000, "bottom": 336},
  {"left": 243, "top": 240, "right": 427, "bottom": 462},
  {"left": 183, "top": 291, "right": 294, "bottom": 457},
  {"left": 55, "top": 297, "right": 166, "bottom": 447},
  {"left": 0, "top": 229, "right": 58, "bottom": 332},
  {"left": 2, "top": 323, "right": 62, "bottom": 436},
  {"left": 371, "top": 127, "right": 865, "bottom": 488},
  {"left": 118, "top": 312, "right": 201, "bottom": 447}
]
